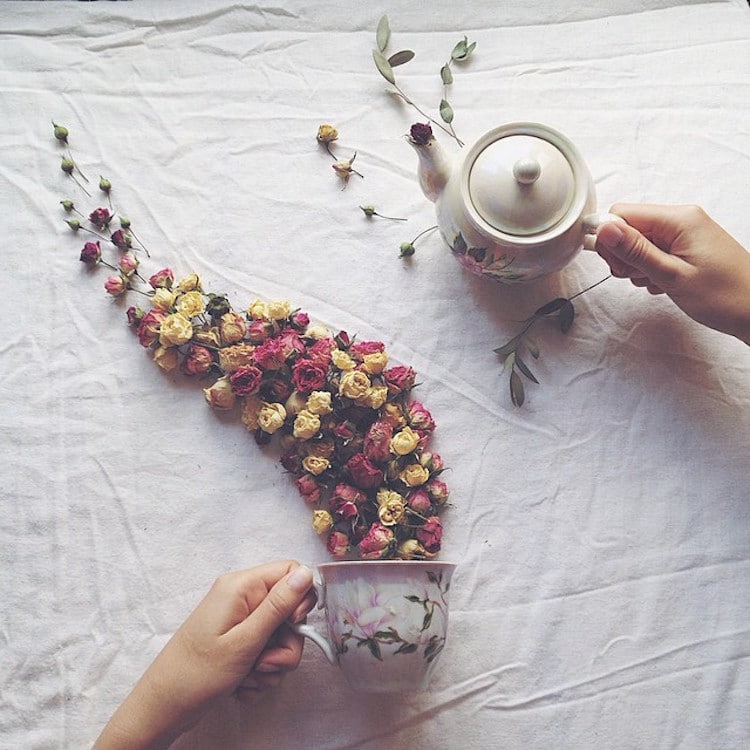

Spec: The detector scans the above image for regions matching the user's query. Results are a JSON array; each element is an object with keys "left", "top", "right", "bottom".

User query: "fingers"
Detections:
[
  {"left": 253, "top": 624, "right": 304, "bottom": 673},
  {"left": 608, "top": 203, "right": 700, "bottom": 249},
  {"left": 229, "top": 565, "right": 313, "bottom": 660},
  {"left": 596, "top": 220, "right": 683, "bottom": 289}
]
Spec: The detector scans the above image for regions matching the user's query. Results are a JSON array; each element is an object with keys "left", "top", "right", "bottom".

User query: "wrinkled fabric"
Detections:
[{"left": 1, "top": 1, "right": 749, "bottom": 748}]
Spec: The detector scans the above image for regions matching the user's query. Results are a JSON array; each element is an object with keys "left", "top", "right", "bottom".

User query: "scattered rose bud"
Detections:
[
  {"left": 399, "top": 241, "right": 415, "bottom": 257},
  {"left": 360, "top": 205, "right": 407, "bottom": 221},
  {"left": 61, "top": 156, "right": 74, "bottom": 174},
  {"left": 148, "top": 267, "right": 174, "bottom": 290},
  {"left": 99, "top": 176, "right": 112, "bottom": 193},
  {"left": 118, "top": 253, "right": 138, "bottom": 275},
  {"left": 317, "top": 124, "right": 339, "bottom": 144},
  {"left": 65, "top": 218, "right": 81, "bottom": 231},
  {"left": 126, "top": 306, "right": 145, "bottom": 327},
  {"left": 88, "top": 207, "right": 111, "bottom": 229},
  {"left": 332, "top": 152, "right": 362, "bottom": 186},
  {"left": 111, "top": 229, "right": 131, "bottom": 249},
  {"left": 60, "top": 200, "right": 75, "bottom": 212},
  {"left": 52, "top": 122, "right": 69, "bottom": 143},
  {"left": 79, "top": 241, "right": 101, "bottom": 264},
  {"left": 119, "top": 216, "right": 131, "bottom": 230},
  {"left": 104, "top": 275, "right": 127, "bottom": 297},
  {"left": 409, "top": 122, "right": 433, "bottom": 145}
]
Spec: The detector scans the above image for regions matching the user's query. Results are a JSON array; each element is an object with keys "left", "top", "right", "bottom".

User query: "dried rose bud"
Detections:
[
  {"left": 65, "top": 218, "right": 81, "bottom": 231},
  {"left": 206, "top": 294, "right": 231, "bottom": 319},
  {"left": 104, "top": 275, "right": 128, "bottom": 297},
  {"left": 61, "top": 156, "right": 74, "bottom": 174},
  {"left": 88, "top": 207, "right": 111, "bottom": 229},
  {"left": 399, "top": 242, "right": 415, "bottom": 257},
  {"left": 111, "top": 229, "right": 131, "bottom": 249},
  {"left": 119, "top": 216, "right": 131, "bottom": 230},
  {"left": 148, "top": 267, "right": 174, "bottom": 290},
  {"left": 52, "top": 122, "right": 69, "bottom": 143},
  {"left": 316, "top": 124, "right": 339, "bottom": 144},
  {"left": 99, "top": 176, "right": 112, "bottom": 193},
  {"left": 409, "top": 122, "right": 433, "bottom": 146},
  {"left": 118, "top": 253, "right": 138, "bottom": 275},
  {"left": 60, "top": 200, "right": 75, "bottom": 212},
  {"left": 360, "top": 205, "right": 376, "bottom": 217},
  {"left": 126, "top": 306, "right": 145, "bottom": 327},
  {"left": 79, "top": 241, "right": 101, "bottom": 264}
]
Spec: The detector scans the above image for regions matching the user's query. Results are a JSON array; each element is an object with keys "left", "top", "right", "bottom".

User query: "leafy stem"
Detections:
[{"left": 495, "top": 275, "right": 612, "bottom": 407}]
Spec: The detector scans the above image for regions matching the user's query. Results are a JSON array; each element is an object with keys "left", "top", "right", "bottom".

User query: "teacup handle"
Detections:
[
  {"left": 289, "top": 573, "right": 337, "bottom": 665},
  {"left": 582, "top": 212, "right": 628, "bottom": 251}
]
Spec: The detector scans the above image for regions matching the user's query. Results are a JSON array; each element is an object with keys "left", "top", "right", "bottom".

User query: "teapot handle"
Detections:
[{"left": 582, "top": 213, "right": 628, "bottom": 251}]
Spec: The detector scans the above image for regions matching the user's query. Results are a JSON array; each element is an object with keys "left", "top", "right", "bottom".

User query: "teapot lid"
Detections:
[{"left": 467, "top": 133, "right": 576, "bottom": 236}]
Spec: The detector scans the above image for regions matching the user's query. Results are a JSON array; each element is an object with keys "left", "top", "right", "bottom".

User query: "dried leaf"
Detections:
[
  {"left": 558, "top": 300, "right": 575, "bottom": 333},
  {"left": 493, "top": 335, "right": 520, "bottom": 358},
  {"left": 534, "top": 297, "right": 567, "bottom": 317},
  {"left": 439, "top": 98, "right": 454, "bottom": 124},
  {"left": 525, "top": 336, "right": 540, "bottom": 359},
  {"left": 464, "top": 41, "right": 477, "bottom": 59},
  {"left": 395, "top": 643, "right": 419, "bottom": 655},
  {"left": 440, "top": 63, "right": 453, "bottom": 85},
  {"left": 515, "top": 355, "right": 539, "bottom": 384},
  {"left": 510, "top": 370, "right": 525, "bottom": 407},
  {"left": 376, "top": 15, "right": 390, "bottom": 52},
  {"left": 388, "top": 49, "right": 415, "bottom": 67},
  {"left": 372, "top": 49, "right": 395, "bottom": 84}
]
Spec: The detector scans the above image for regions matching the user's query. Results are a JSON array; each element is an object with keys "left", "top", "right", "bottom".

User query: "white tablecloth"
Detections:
[{"left": 2, "top": 1, "right": 749, "bottom": 748}]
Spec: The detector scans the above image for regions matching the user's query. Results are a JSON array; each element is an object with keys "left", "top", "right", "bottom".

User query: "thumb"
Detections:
[
  {"left": 231, "top": 565, "right": 314, "bottom": 657},
  {"left": 597, "top": 221, "right": 682, "bottom": 287}
]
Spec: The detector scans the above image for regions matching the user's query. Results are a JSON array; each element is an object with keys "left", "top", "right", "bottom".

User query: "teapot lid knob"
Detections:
[{"left": 513, "top": 158, "right": 541, "bottom": 185}]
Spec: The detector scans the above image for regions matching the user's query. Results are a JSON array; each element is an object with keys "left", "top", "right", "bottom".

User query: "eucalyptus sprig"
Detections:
[
  {"left": 495, "top": 275, "right": 611, "bottom": 407},
  {"left": 372, "top": 15, "right": 475, "bottom": 147}
]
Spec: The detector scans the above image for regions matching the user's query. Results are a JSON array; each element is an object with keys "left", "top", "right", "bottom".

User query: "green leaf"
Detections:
[
  {"left": 373, "top": 49, "right": 395, "bottom": 84},
  {"left": 440, "top": 64, "right": 453, "bottom": 85},
  {"left": 452, "top": 232, "right": 467, "bottom": 255},
  {"left": 451, "top": 36, "right": 468, "bottom": 61},
  {"left": 534, "top": 297, "right": 568, "bottom": 317},
  {"left": 439, "top": 99, "right": 454, "bottom": 124},
  {"left": 558, "top": 300, "right": 575, "bottom": 333},
  {"left": 510, "top": 370, "right": 525, "bottom": 407},
  {"left": 358, "top": 638, "right": 383, "bottom": 661},
  {"left": 465, "top": 41, "right": 477, "bottom": 59},
  {"left": 405, "top": 595, "right": 423, "bottom": 603},
  {"left": 422, "top": 610, "right": 434, "bottom": 631},
  {"left": 493, "top": 335, "right": 520, "bottom": 358},
  {"left": 515, "top": 355, "right": 539, "bottom": 384},
  {"left": 376, "top": 15, "right": 390, "bottom": 52},
  {"left": 388, "top": 49, "right": 414, "bottom": 67}
]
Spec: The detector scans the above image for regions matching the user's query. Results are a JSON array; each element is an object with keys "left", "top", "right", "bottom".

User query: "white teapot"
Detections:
[{"left": 410, "top": 121, "right": 618, "bottom": 283}]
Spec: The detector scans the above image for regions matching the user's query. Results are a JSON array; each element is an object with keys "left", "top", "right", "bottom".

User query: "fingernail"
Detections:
[
  {"left": 598, "top": 223, "right": 624, "bottom": 251},
  {"left": 286, "top": 565, "right": 313, "bottom": 593}
]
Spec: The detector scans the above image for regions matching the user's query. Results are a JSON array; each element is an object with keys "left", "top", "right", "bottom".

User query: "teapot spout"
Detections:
[{"left": 409, "top": 137, "right": 451, "bottom": 203}]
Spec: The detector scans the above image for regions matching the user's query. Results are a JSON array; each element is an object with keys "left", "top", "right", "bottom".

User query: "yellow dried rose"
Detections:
[
  {"left": 362, "top": 351, "right": 388, "bottom": 375},
  {"left": 175, "top": 290, "right": 204, "bottom": 318},
  {"left": 399, "top": 463, "right": 430, "bottom": 487},
  {"left": 267, "top": 300, "right": 291, "bottom": 320},
  {"left": 293, "top": 409, "right": 321, "bottom": 440},
  {"left": 366, "top": 385, "right": 388, "bottom": 410},
  {"left": 284, "top": 391, "right": 307, "bottom": 416},
  {"left": 203, "top": 376, "right": 235, "bottom": 410},
  {"left": 377, "top": 489, "right": 406, "bottom": 526},
  {"left": 219, "top": 311, "right": 246, "bottom": 345},
  {"left": 390, "top": 426, "right": 420, "bottom": 456},
  {"left": 218, "top": 343, "right": 256, "bottom": 373},
  {"left": 331, "top": 349, "right": 355, "bottom": 371},
  {"left": 247, "top": 299, "right": 269, "bottom": 320},
  {"left": 339, "top": 369, "right": 371, "bottom": 400},
  {"left": 316, "top": 124, "right": 339, "bottom": 144},
  {"left": 177, "top": 273, "right": 202, "bottom": 293},
  {"left": 159, "top": 312, "right": 193, "bottom": 346},
  {"left": 302, "top": 455, "right": 330, "bottom": 476},
  {"left": 382, "top": 402, "right": 407, "bottom": 428},
  {"left": 306, "top": 390, "right": 332, "bottom": 415},
  {"left": 304, "top": 439, "right": 335, "bottom": 460},
  {"left": 397, "top": 539, "right": 430, "bottom": 560},
  {"left": 312, "top": 509, "right": 334, "bottom": 534},
  {"left": 193, "top": 326, "right": 221, "bottom": 348},
  {"left": 258, "top": 402, "right": 286, "bottom": 434},
  {"left": 240, "top": 395, "right": 263, "bottom": 430},
  {"left": 152, "top": 287, "right": 177, "bottom": 311},
  {"left": 153, "top": 345, "right": 179, "bottom": 372},
  {"left": 306, "top": 324, "right": 331, "bottom": 340}
]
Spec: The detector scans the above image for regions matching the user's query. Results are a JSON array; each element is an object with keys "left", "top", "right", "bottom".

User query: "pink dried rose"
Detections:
[
  {"left": 409, "top": 122, "right": 433, "bottom": 146},
  {"left": 427, "top": 478, "right": 449, "bottom": 505},
  {"left": 104, "top": 275, "right": 127, "bottom": 297},
  {"left": 136, "top": 309, "right": 167, "bottom": 348},
  {"left": 229, "top": 366, "right": 263, "bottom": 397},
  {"left": 148, "top": 267, "right": 174, "bottom": 290},
  {"left": 333, "top": 420, "right": 356, "bottom": 441},
  {"left": 277, "top": 329, "right": 305, "bottom": 359},
  {"left": 118, "top": 253, "right": 138, "bottom": 276},
  {"left": 358, "top": 523, "right": 395, "bottom": 559},
  {"left": 306, "top": 338, "right": 336, "bottom": 367},
  {"left": 345, "top": 453, "right": 383, "bottom": 489},
  {"left": 291, "top": 359, "right": 327, "bottom": 393},
  {"left": 110, "top": 229, "right": 130, "bottom": 249},
  {"left": 290, "top": 310, "right": 310, "bottom": 329},
  {"left": 88, "top": 207, "right": 111, "bottom": 229},
  {"left": 407, "top": 488, "right": 433, "bottom": 514},
  {"left": 331, "top": 483, "right": 365, "bottom": 519},
  {"left": 419, "top": 451, "right": 444, "bottom": 472},
  {"left": 79, "top": 241, "right": 101, "bottom": 264},
  {"left": 203, "top": 377, "right": 236, "bottom": 410},
  {"left": 383, "top": 365, "right": 417, "bottom": 394},
  {"left": 126, "top": 305, "right": 144, "bottom": 328},
  {"left": 253, "top": 337, "right": 286, "bottom": 370},
  {"left": 182, "top": 345, "right": 214, "bottom": 376},
  {"left": 349, "top": 340, "right": 385, "bottom": 361},
  {"left": 327, "top": 530, "right": 351, "bottom": 559},
  {"left": 416, "top": 516, "right": 443, "bottom": 553},
  {"left": 407, "top": 401, "right": 435, "bottom": 432},
  {"left": 247, "top": 319, "right": 271, "bottom": 343},
  {"left": 364, "top": 419, "right": 394, "bottom": 464},
  {"left": 296, "top": 474, "right": 321, "bottom": 504}
]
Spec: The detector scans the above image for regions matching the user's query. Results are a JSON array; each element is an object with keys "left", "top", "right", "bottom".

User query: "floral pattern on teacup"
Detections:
[{"left": 328, "top": 570, "right": 450, "bottom": 662}]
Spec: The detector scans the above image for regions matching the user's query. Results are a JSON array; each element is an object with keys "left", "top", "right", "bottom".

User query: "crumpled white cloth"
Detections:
[{"left": 1, "top": 1, "right": 749, "bottom": 748}]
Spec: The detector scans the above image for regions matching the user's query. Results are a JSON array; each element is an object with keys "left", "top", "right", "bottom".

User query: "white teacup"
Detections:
[{"left": 292, "top": 560, "right": 457, "bottom": 694}]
